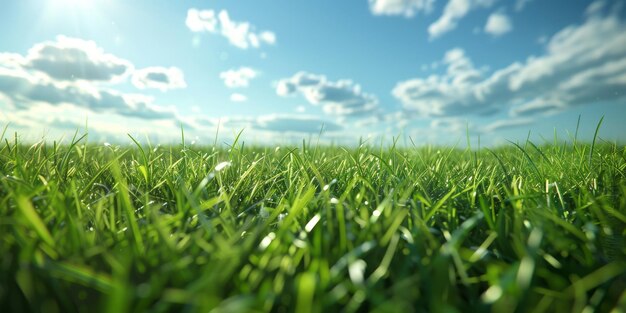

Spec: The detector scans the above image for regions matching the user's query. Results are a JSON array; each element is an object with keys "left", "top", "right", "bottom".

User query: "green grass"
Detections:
[{"left": 1, "top": 131, "right": 625, "bottom": 312}]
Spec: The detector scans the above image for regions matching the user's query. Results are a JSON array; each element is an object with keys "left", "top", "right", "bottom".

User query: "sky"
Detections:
[{"left": 1, "top": 0, "right": 625, "bottom": 146}]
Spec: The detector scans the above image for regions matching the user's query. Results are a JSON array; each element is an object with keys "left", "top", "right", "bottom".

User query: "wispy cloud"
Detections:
[
  {"left": 394, "top": 6, "right": 626, "bottom": 119},
  {"left": 481, "top": 118, "right": 533, "bottom": 132},
  {"left": 277, "top": 72, "right": 379, "bottom": 117},
  {"left": 230, "top": 93, "right": 248, "bottom": 102},
  {"left": 195, "top": 114, "right": 342, "bottom": 134},
  {"left": 220, "top": 67, "right": 257, "bottom": 88},
  {"left": 430, "top": 118, "right": 471, "bottom": 133},
  {"left": 429, "top": 0, "right": 497, "bottom": 39},
  {"left": 368, "top": 0, "right": 435, "bottom": 17},
  {"left": 186, "top": 9, "right": 276, "bottom": 49},
  {"left": 515, "top": 0, "right": 533, "bottom": 12},
  {"left": 484, "top": 12, "right": 513, "bottom": 37},
  {"left": 256, "top": 114, "right": 342, "bottom": 133},
  {"left": 132, "top": 67, "right": 186, "bottom": 91}
]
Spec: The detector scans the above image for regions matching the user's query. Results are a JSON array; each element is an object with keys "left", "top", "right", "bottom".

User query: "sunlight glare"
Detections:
[{"left": 52, "top": 0, "right": 95, "bottom": 9}]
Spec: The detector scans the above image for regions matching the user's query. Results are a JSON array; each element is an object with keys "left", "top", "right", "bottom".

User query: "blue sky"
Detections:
[{"left": 1, "top": 0, "right": 625, "bottom": 146}]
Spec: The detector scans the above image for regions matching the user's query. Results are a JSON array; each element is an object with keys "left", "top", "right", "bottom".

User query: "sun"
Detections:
[
  {"left": 51, "top": 0, "right": 96, "bottom": 9},
  {"left": 41, "top": 0, "right": 107, "bottom": 30},
  {"left": 58, "top": 0, "right": 92, "bottom": 4},
  {"left": 44, "top": 0, "right": 104, "bottom": 17}
]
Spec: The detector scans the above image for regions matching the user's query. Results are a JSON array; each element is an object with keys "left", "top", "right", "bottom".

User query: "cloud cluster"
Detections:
[
  {"left": 368, "top": 0, "right": 435, "bottom": 17},
  {"left": 393, "top": 48, "right": 490, "bottom": 116},
  {"left": 9, "top": 35, "right": 133, "bottom": 82},
  {"left": 0, "top": 36, "right": 185, "bottom": 125},
  {"left": 132, "top": 67, "right": 187, "bottom": 91},
  {"left": 429, "top": 0, "right": 497, "bottom": 39},
  {"left": 0, "top": 36, "right": 345, "bottom": 142},
  {"left": 186, "top": 9, "right": 276, "bottom": 49},
  {"left": 0, "top": 67, "right": 179, "bottom": 120},
  {"left": 394, "top": 7, "right": 626, "bottom": 119},
  {"left": 220, "top": 67, "right": 257, "bottom": 88},
  {"left": 277, "top": 72, "right": 379, "bottom": 116},
  {"left": 484, "top": 12, "right": 513, "bottom": 37}
]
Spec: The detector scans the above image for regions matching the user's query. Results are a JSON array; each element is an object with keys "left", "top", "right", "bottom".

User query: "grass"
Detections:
[{"left": 0, "top": 129, "right": 625, "bottom": 312}]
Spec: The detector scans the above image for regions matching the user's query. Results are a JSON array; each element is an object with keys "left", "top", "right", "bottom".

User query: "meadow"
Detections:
[{"left": 1, "top": 127, "right": 625, "bottom": 312}]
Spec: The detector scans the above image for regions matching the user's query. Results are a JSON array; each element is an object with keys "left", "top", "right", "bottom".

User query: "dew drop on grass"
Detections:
[
  {"left": 330, "top": 198, "right": 339, "bottom": 204},
  {"left": 304, "top": 214, "right": 321, "bottom": 233},
  {"left": 543, "top": 254, "right": 562, "bottom": 269},
  {"left": 323, "top": 179, "right": 338, "bottom": 191},
  {"left": 214, "top": 161, "right": 232, "bottom": 172},
  {"left": 348, "top": 259, "right": 367, "bottom": 285},
  {"left": 259, "top": 232, "right": 276, "bottom": 250},
  {"left": 482, "top": 285, "right": 503, "bottom": 303}
]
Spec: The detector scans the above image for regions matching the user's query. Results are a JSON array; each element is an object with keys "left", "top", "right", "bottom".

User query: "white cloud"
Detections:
[
  {"left": 393, "top": 48, "right": 488, "bottom": 116},
  {"left": 186, "top": 9, "right": 218, "bottom": 32},
  {"left": 484, "top": 12, "right": 513, "bottom": 37},
  {"left": 17, "top": 36, "right": 132, "bottom": 82},
  {"left": 132, "top": 67, "right": 186, "bottom": 91},
  {"left": 585, "top": 0, "right": 606, "bottom": 16},
  {"left": 0, "top": 37, "right": 187, "bottom": 126},
  {"left": 429, "top": 0, "right": 497, "bottom": 39},
  {"left": 186, "top": 9, "right": 276, "bottom": 49},
  {"left": 510, "top": 98, "right": 564, "bottom": 117},
  {"left": 0, "top": 53, "right": 25, "bottom": 70},
  {"left": 230, "top": 93, "right": 248, "bottom": 102},
  {"left": 220, "top": 67, "right": 257, "bottom": 88},
  {"left": 394, "top": 4, "right": 626, "bottom": 118},
  {"left": 259, "top": 32, "right": 277, "bottom": 45},
  {"left": 514, "top": 0, "right": 533, "bottom": 11},
  {"left": 368, "top": 0, "right": 436, "bottom": 17},
  {"left": 276, "top": 72, "right": 379, "bottom": 117}
]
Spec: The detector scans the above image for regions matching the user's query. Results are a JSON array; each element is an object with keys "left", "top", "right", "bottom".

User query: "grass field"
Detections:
[{"left": 1, "top": 128, "right": 625, "bottom": 312}]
